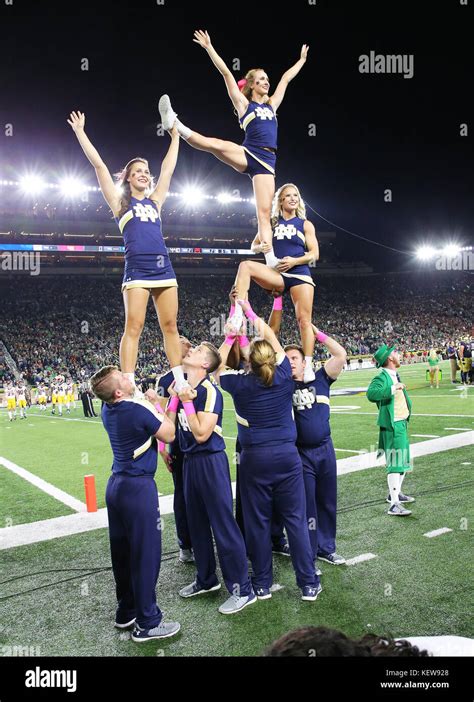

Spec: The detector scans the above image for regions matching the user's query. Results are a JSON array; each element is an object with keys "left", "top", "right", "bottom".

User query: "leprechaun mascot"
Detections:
[{"left": 366, "top": 344, "right": 415, "bottom": 516}]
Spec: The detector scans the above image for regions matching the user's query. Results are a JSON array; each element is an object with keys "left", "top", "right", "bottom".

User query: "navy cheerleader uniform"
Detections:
[
  {"left": 116, "top": 196, "right": 177, "bottom": 291},
  {"left": 176, "top": 377, "right": 252, "bottom": 597},
  {"left": 102, "top": 397, "right": 166, "bottom": 630},
  {"left": 220, "top": 354, "right": 319, "bottom": 594},
  {"left": 272, "top": 215, "right": 315, "bottom": 292},
  {"left": 292, "top": 367, "right": 339, "bottom": 559},
  {"left": 239, "top": 100, "right": 277, "bottom": 178}
]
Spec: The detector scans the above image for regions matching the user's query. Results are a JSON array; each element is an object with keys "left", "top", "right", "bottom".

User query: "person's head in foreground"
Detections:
[
  {"left": 90, "top": 366, "right": 134, "bottom": 403},
  {"left": 263, "top": 627, "right": 430, "bottom": 657}
]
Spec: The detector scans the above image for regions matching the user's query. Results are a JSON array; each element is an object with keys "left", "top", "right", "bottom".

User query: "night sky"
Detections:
[{"left": 1, "top": 0, "right": 472, "bottom": 269}]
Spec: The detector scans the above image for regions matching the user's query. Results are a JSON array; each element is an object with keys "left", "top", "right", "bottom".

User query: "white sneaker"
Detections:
[
  {"left": 159, "top": 94, "right": 177, "bottom": 131},
  {"left": 303, "top": 365, "right": 316, "bottom": 383}
]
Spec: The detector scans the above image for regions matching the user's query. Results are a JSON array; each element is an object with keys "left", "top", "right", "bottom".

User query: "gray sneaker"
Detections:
[
  {"left": 178, "top": 548, "right": 195, "bottom": 563},
  {"left": 387, "top": 503, "right": 412, "bottom": 516},
  {"left": 218, "top": 592, "right": 257, "bottom": 615},
  {"left": 131, "top": 621, "right": 180, "bottom": 642},
  {"left": 179, "top": 581, "right": 221, "bottom": 598},
  {"left": 158, "top": 94, "right": 178, "bottom": 131}
]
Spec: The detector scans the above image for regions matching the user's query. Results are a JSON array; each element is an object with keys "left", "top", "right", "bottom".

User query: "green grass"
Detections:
[
  {"left": 1, "top": 446, "right": 472, "bottom": 657},
  {"left": 0, "top": 359, "right": 472, "bottom": 656}
]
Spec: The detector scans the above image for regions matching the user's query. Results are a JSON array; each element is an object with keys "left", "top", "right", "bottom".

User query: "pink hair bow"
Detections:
[{"left": 237, "top": 78, "right": 247, "bottom": 91}]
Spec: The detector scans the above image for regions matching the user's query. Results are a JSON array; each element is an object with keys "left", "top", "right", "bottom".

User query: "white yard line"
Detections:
[
  {"left": 337, "top": 431, "right": 474, "bottom": 475},
  {"left": 0, "top": 457, "right": 86, "bottom": 512},
  {"left": 444, "top": 427, "right": 471, "bottom": 432},
  {"left": 345, "top": 553, "right": 378, "bottom": 566},
  {"left": 1, "top": 431, "right": 472, "bottom": 551},
  {"left": 334, "top": 448, "right": 366, "bottom": 454},
  {"left": 411, "top": 434, "right": 440, "bottom": 438},
  {"left": 424, "top": 528, "right": 453, "bottom": 538}
]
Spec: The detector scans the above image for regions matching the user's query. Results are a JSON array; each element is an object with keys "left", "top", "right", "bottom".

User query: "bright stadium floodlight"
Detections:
[
  {"left": 60, "top": 178, "right": 87, "bottom": 198},
  {"left": 181, "top": 187, "right": 204, "bottom": 206},
  {"left": 443, "top": 243, "right": 461, "bottom": 257},
  {"left": 217, "top": 192, "right": 233, "bottom": 204},
  {"left": 415, "top": 246, "right": 436, "bottom": 261},
  {"left": 19, "top": 174, "right": 46, "bottom": 195}
]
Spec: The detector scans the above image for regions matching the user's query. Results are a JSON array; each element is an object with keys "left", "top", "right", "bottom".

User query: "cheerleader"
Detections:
[
  {"left": 68, "top": 111, "right": 187, "bottom": 392},
  {"left": 159, "top": 30, "right": 309, "bottom": 269},
  {"left": 229, "top": 183, "right": 319, "bottom": 382}
]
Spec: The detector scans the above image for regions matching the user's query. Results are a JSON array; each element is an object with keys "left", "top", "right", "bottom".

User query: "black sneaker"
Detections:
[
  {"left": 255, "top": 587, "right": 272, "bottom": 600},
  {"left": 272, "top": 543, "right": 290, "bottom": 557},
  {"left": 131, "top": 621, "right": 180, "bottom": 642},
  {"left": 318, "top": 552, "right": 346, "bottom": 565}
]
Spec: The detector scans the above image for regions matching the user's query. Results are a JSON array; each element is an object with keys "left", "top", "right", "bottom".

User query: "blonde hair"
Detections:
[
  {"left": 249, "top": 339, "right": 276, "bottom": 387},
  {"left": 115, "top": 158, "right": 155, "bottom": 218},
  {"left": 271, "top": 183, "right": 307, "bottom": 228},
  {"left": 90, "top": 365, "right": 120, "bottom": 402},
  {"left": 429, "top": 348, "right": 438, "bottom": 359},
  {"left": 240, "top": 68, "right": 267, "bottom": 102}
]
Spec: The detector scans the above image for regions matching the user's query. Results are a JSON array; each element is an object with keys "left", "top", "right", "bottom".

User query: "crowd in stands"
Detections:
[{"left": 0, "top": 272, "right": 471, "bottom": 387}]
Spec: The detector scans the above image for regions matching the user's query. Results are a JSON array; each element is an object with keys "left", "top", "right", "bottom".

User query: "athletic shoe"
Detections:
[
  {"left": 301, "top": 584, "right": 323, "bottom": 601},
  {"left": 303, "top": 366, "right": 316, "bottom": 383},
  {"left": 387, "top": 503, "right": 412, "bottom": 516},
  {"left": 385, "top": 492, "right": 415, "bottom": 504},
  {"left": 218, "top": 592, "right": 257, "bottom": 614},
  {"left": 179, "top": 581, "right": 221, "bottom": 598},
  {"left": 114, "top": 615, "right": 136, "bottom": 629},
  {"left": 255, "top": 587, "right": 272, "bottom": 600},
  {"left": 131, "top": 621, "right": 180, "bottom": 642},
  {"left": 315, "top": 565, "right": 322, "bottom": 576},
  {"left": 272, "top": 543, "right": 291, "bottom": 557},
  {"left": 318, "top": 552, "right": 346, "bottom": 565},
  {"left": 178, "top": 548, "right": 195, "bottom": 564},
  {"left": 158, "top": 94, "right": 177, "bottom": 131}
]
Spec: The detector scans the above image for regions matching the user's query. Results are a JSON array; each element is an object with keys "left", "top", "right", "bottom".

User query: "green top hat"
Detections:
[{"left": 373, "top": 343, "right": 396, "bottom": 368}]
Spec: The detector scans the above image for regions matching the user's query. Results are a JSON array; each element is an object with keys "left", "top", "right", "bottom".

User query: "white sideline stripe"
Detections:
[
  {"left": 334, "top": 448, "right": 366, "bottom": 454},
  {"left": 345, "top": 553, "right": 377, "bottom": 566},
  {"left": 412, "top": 434, "right": 440, "bottom": 438},
  {"left": 0, "top": 493, "right": 177, "bottom": 551},
  {"left": 337, "top": 431, "right": 474, "bottom": 475},
  {"left": 424, "top": 528, "right": 453, "bottom": 538},
  {"left": 444, "top": 427, "right": 471, "bottom": 432},
  {"left": 1, "top": 431, "right": 473, "bottom": 551},
  {"left": 461, "top": 462, "right": 471, "bottom": 465},
  {"left": 0, "top": 457, "right": 86, "bottom": 513},
  {"left": 332, "top": 412, "right": 474, "bottom": 418}
]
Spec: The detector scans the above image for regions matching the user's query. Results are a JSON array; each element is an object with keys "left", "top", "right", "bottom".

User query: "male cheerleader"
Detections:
[
  {"left": 90, "top": 365, "right": 180, "bottom": 642},
  {"left": 166, "top": 342, "right": 256, "bottom": 615},
  {"left": 285, "top": 325, "right": 347, "bottom": 566}
]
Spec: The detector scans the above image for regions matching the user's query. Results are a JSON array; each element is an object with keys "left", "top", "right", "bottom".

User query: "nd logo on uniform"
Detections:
[
  {"left": 293, "top": 388, "right": 316, "bottom": 410},
  {"left": 133, "top": 203, "right": 159, "bottom": 222},
  {"left": 254, "top": 106, "right": 274, "bottom": 121},
  {"left": 274, "top": 224, "right": 297, "bottom": 240}
]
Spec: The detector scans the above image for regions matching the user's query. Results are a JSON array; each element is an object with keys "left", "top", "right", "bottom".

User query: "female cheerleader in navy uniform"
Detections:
[
  {"left": 230, "top": 183, "right": 319, "bottom": 382},
  {"left": 158, "top": 30, "right": 309, "bottom": 275},
  {"left": 215, "top": 301, "right": 321, "bottom": 602},
  {"left": 68, "top": 111, "right": 187, "bottom": 392}
]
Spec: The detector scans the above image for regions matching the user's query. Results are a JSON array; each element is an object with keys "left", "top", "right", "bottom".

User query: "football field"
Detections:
[{"left": 1, "top": 360, "right": 473, "bottom": 657}]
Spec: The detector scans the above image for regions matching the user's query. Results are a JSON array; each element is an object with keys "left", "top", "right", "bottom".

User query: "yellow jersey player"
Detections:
[
  {"left": 17, "top": 383, "right": 28, "bottom": 419},
  {"left": 56, "top": 376, "right": 67, "bottom": 416},
  {"left": 6, "top": 382, "right": 17, "bottom": 421},
  {"left": 37, "top": 382, "right": 48, "bottom": 410},
  {"left": 51, "top": 380, "right": 59, "bottom": 415},
  {"left": 66, "top": 378, "right": 76, "bottom": 412}
]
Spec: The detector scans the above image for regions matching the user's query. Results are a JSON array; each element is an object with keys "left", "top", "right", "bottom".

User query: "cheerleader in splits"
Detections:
[
  {"left": 159, "top": 30, "right": 309, "bottom": 270},
  {"left": 68, "top": 111, "right": 188, "bottom": 392},
  {"left": 229, "top": 183, "right": 319, "bottom": 382}
]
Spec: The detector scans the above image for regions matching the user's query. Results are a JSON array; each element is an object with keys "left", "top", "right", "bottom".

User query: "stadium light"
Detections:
[
  {"left": 442, "top": 243, "right": 461, "bottom": 257},
  {"left": 181, "top": 187, "right": 204, "bottom": 207},
  {"left": 415, "top": 246, "right": 436, "bottom": 261},
  {"left": 217, "top": 192, "right": 233, "bottom": 204},
  {"left": 59, "top": 178, "right": 87, "bottom": 198},
  {"left": 19, "top": 175, "right": 46, "bottom": 195}
]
